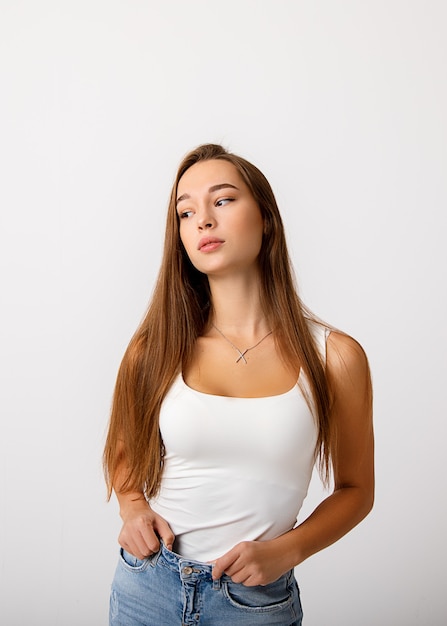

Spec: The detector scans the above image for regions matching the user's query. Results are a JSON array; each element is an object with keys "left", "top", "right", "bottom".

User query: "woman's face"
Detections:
[{"left": 176, "top": 159, "right": 264, "bottom": 278}]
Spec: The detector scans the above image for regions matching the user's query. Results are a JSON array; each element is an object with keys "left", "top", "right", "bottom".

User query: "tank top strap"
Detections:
[{"left": 305, "top": 318, "right": 331, "bottom": 364}]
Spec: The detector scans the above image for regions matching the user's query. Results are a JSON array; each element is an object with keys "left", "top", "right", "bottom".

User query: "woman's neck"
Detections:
[{"left": 207, "top": 274, "right": 270, "bottom": 338}]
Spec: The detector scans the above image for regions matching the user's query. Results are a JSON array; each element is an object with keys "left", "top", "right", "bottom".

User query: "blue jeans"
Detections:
[{"left": 110, "top": 542, "right": 302, "bottom": 625}]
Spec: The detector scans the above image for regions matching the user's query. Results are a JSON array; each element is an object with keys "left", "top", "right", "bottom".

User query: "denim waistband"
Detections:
[
  {"left": 153, "top": 542, "right": 228, "bottom": 589},
  {"left": 155, "top": 542, "right": 213, "bottom": 574}
]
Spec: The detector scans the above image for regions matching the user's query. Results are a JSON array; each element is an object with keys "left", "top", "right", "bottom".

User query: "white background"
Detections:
[{"left": 1, "top": 1, "right": 446, "bottom": 625}]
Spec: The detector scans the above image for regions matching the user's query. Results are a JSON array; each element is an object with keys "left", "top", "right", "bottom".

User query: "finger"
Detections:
[
  {"left": 119, "top": 535, "right": 148, "bottom": 560},
  {"left": 120, "top": 520, "right": 158, "bottom": 556},
  {"left": 119, "top": 525, "right": 153, "bottom": 559},
  {"left": 211, "top": 548, "right": 239, "bottom": 580},
  {"left": 153, "top": 516, "right": 175, "bottom": 551},
  {"left": 227, "top": 568, "right": 251, "bottom": 585},
  {"left": 138, "top": 523, "right": 162, "bottom": 554}
]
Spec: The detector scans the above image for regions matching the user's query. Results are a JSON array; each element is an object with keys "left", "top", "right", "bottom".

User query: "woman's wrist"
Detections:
[{"left": 117, "top": 491, "right": 149, "bottom": 521}]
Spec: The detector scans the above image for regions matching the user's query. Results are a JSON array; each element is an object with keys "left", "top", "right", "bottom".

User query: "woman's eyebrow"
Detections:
[
  {"left": 208, "top": 183, "right": 239, "bottom": 193},
  {"left": 176, "top": 183, "right": 239, "bottom": 206}
]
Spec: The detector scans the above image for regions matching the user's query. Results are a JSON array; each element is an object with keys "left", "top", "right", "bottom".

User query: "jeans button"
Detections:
[{"left": 183, "top": 566, "right": 193, "bottom": 575}]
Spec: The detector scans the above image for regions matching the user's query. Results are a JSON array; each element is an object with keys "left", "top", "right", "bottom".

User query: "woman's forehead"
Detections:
[{"left": 177, "top": 159, "right": 244, "bottom": 195}]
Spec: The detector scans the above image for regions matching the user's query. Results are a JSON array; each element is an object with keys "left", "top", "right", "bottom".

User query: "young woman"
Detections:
[{"left": 104, "top": 143, "right": 374, "bottom": 625}]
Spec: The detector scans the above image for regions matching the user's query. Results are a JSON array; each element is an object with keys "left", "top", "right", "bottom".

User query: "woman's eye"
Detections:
[
  {"left": 179, "top": 210, "right": 194, "bottom": 219},
  {"left": 215, "top": 197, "right": 234, "bottom": 207}
]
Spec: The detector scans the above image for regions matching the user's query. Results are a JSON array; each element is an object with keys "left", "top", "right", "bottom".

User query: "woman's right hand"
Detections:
[{"left": 117, "top": 495, "right": 175, "bottom": 559}]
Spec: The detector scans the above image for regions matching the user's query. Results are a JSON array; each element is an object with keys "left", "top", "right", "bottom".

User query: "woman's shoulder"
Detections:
[
  {"left": 305, "top": 317, "right": 367, "bottom": 359},
  {"left": 327, "top": 330, "right": 368, "bottom": 364},
  {"left": 325, "top": 330, "right": 371, "bottom": 397},
  {"left": 304, "top": 316, "right": 370, "bottom": 385}
]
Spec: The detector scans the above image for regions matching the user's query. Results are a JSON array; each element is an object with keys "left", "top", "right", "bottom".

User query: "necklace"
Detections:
[{"left": 212, "top": 324, "right": 273, "bottom": 364}]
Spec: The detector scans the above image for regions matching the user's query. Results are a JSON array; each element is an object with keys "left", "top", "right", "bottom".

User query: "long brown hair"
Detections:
[{"left": 103, "top": 143, "right": 332, "bottom": 500}]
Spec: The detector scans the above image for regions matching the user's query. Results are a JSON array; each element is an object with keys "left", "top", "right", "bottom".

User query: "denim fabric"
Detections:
[{"left": 110, "top": 542, "right": 302, "bottom": 625}]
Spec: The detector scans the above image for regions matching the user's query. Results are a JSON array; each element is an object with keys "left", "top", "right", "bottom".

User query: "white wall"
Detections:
[{"left": 1, "top": 1, "right": 446, "bottom": 624}]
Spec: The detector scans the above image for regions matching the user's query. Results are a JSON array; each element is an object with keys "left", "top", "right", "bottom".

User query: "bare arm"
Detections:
[
  {"left": 212, "top": 331, "right": 374, "bottom": 585},
  {"left": 113, "top": 462, "right": 175, "bottom": 560}
]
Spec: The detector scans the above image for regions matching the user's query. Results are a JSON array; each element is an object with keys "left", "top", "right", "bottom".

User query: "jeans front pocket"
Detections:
[
  {"left": 119, "top": 548, "right": 153, "bottom": 573},
  {"left": 222, "top": 570, "right": 295, "bottom": 614}
]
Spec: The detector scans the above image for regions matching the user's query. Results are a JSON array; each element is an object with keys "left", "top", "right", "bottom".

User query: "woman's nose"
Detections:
[{"left": 197, "top": 208, "right": 215, "bottom": 230}]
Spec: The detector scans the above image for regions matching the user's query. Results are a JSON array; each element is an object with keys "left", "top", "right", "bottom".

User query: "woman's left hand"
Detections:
[{"left": 211, "top": 540, "right": 289, "bottom": 587}]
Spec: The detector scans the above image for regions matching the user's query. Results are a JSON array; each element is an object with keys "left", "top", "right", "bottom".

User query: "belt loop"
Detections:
[
  {"left": 149, "top": 545, "right": 162, "bottom": 568},
  {"left": 212, "top": 576, "right": 221, "bottom": 590}
]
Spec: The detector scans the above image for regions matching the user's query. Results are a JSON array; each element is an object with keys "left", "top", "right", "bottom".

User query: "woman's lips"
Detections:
[{"left": 198, "top": 237, "right": 224, "bottom": 252}]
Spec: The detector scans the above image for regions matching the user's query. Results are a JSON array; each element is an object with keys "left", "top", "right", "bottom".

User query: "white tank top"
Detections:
[{"left": 150, "top": 322, "right": 329, "bottom": 562}]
